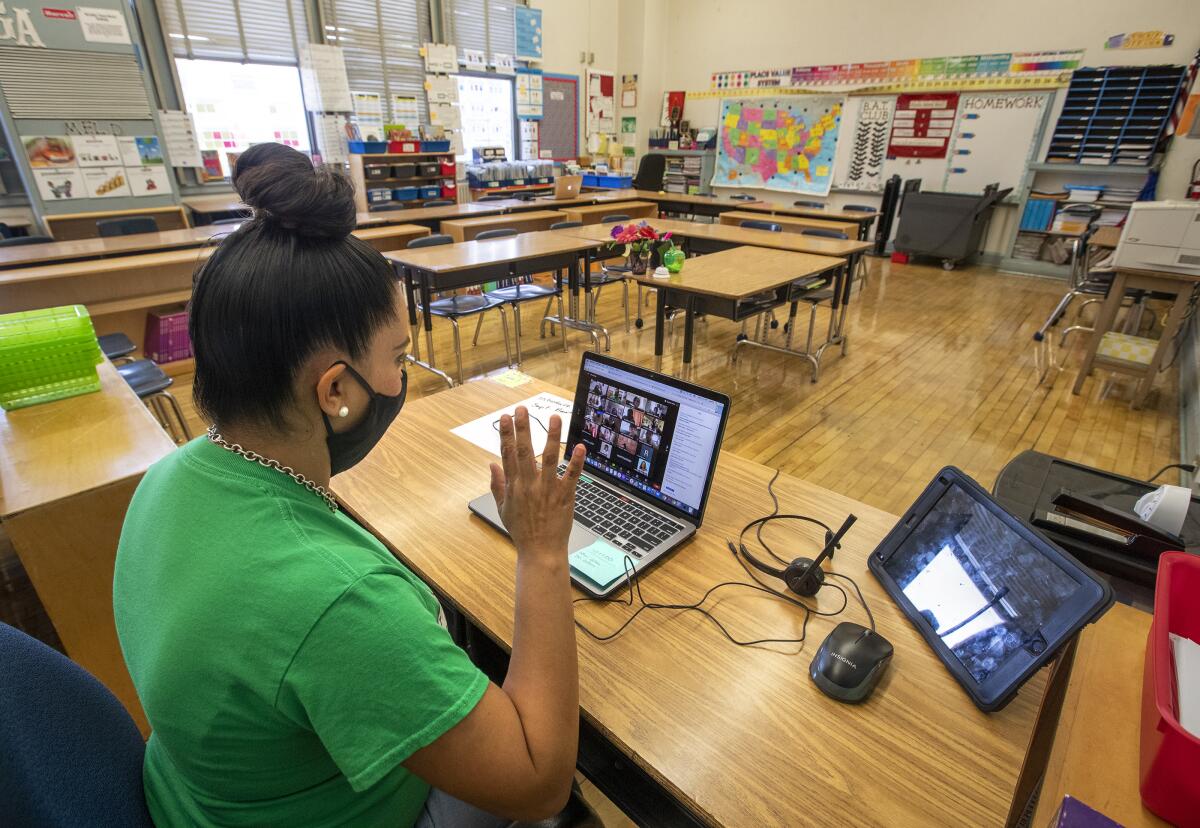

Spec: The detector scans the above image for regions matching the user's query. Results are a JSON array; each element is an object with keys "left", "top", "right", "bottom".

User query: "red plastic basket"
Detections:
[{"left": 1139, "top": 551, "right": 1200, "bottom": 826}]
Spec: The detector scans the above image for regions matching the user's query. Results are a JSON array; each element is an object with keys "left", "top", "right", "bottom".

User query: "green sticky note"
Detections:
[{"left": 570, "top": 539, "right": 632, "bottom": 589}]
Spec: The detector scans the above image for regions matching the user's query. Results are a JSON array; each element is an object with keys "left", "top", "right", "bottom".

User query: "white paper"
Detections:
[
  {"left": 32, "top": 168, "right": 84, "bottom": 201},
  {"left": 621, "top": 90, "right": 636, "bottom": 108},
  {"left": 158, "top": 110, "right": 203, "bottom": 168},
  {"left": 74, "top": 134, "right": 122, "bottom": 167},
  {"left": 423, "top": 42, "right": 458, "bottom": 74},
  {"left": 391, "top": 95, "right": 422, "bottom": 128},
  {"left": 451, "top": 393, "right": 574, "bottom": 458},
  {"left": 493, "top": 53, "right": 515, "bottom": 75},
  {"left": 463, "top": 48, "right": 486, "bottom": 71},
  {"left": 425, "top": 75, "right": 459, "bottom": 105},
  {"left": 315, "top": 114, "right": 349, "bottom": 164},
  {"left": 429, "top": 102, "right": 462, "bottom": 130},
  {"left": 1171, "top": 633, "right": 1200, "bottom": 738},
  {"left": 82, "top": 166, "right": 131, "bottom": 198},
  {"left": 126, "top": 165, "right": 172, "bottom": 197},
  {"left": 76, "top": 6, "right": 131, "bottom": 44},
  {"left": 299, "top": 44, "right": 352, "bottom": 113}
]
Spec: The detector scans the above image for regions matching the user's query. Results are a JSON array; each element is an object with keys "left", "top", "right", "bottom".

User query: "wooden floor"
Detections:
[{"left": 175, "top": 256, "right": 1183, "bottom": 517}]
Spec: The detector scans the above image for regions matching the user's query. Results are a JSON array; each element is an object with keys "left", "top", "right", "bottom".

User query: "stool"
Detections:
[{"left": 116, "top": 359, "right": 192, "bottom": 443}]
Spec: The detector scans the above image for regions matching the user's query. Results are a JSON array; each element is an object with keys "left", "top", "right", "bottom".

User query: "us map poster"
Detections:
[
  {"left": 713, "top": 96, "right": 843, "bottom": 196},
  {"left": 834, "top": 96, "right": 893, "bottom": 192}
]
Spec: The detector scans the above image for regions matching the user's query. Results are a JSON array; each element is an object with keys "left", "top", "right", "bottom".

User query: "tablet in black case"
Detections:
[{"left": 868, "top": 467, "right": 1113, "bottom": 712}]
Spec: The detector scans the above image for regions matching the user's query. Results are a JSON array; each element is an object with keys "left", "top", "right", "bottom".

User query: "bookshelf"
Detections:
[
  {"left": 658, "top": 149, "right": 716, "bottom": 196},
  {"left": 347, "top": 151, "right": 458, "bottom": 213}
]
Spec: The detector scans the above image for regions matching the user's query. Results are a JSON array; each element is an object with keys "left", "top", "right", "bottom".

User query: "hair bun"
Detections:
[{"left": 233, "top": 143, "right": 356, "bottom": 239}]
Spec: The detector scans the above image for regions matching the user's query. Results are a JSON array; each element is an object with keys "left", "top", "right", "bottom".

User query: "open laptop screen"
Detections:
[{"left": 566, "top": 354, "right": 729, "bottom": 522}]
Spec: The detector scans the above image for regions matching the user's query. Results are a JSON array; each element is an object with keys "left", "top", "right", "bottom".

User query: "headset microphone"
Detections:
[{"left": 737, "top": 513, "right": 858, "bottom": 598}]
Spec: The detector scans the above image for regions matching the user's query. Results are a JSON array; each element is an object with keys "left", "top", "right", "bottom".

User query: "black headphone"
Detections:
[{"left": 735, "top": 514, "right": 857, "bottom": 597}]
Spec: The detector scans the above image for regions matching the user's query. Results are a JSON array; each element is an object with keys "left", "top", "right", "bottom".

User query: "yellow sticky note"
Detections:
[{"left": 492, "top": 369, "right": 534, "bottom": 388}]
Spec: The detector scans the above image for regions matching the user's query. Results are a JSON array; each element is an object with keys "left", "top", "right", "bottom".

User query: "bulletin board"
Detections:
[
  {"left": 0, "top": 0, "right": 179, "bottom": 222},
  {"left": 540, "top": 73, "right": 579, "bottom": 160},
  {"left": 586, "top": 69, "right": 615, "bottom": 149}
]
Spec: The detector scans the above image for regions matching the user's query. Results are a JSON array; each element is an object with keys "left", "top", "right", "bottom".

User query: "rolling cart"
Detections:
[{"left": 893, "top": 182, "right": 1012, "bottom": 270}]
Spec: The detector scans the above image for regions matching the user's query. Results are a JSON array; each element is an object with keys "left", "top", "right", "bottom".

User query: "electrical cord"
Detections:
[{"left": 1146, "top": 462, "right": 1197, "bottom": 483}]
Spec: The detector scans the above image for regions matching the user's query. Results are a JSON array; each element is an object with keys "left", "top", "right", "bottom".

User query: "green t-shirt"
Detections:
[{"left": 114, "top": 437, "right": 489, "bottom": 827}]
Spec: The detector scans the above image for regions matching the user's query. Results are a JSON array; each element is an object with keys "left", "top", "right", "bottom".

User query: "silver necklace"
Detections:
[{"left": 206, "top": 425, "right": 339, "bottom": 512}]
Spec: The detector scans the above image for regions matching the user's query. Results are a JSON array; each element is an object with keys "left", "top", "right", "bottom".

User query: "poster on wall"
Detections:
[
  {"left": 888, "top": 93, "right": 959, "bottom": 159},
  {"left": 587, "top": 70, "right": 615, "bottom": 136},
  {"left": 713, "top": 97, "right": 844, "bottom": 196},
  {"left": 514, "top": 6, "right": 543, "bottom": 61},
  {"left": 76, "top": 6, "right": 132, "bottom": 44},
  {"left": 833, "top": 96, "right": 893, "bottom": 192},
  {"left": 200, "top": 151, "right": 224, "bottom": 182},
  {"left": 126, "top": 165, "right": 172, "bottom": 197},
  {"left": 159, "top": 110, "right": 204, "bottom": 167},
  {"left": 516, "top": 68, "right": 544, "bottom": 119},
  {"left": 116, "top": 136, "right": 164, "bottom": 168},
  {"left": 82, "top": 167, "right": 131, "bottom": 198},
  {"left": 24, "top": 136, "right": 76, "bottom": 168},
  {"left": 75, "top": 134, "right": 123, "bottom": 167},
  {"left": 32, "top": 168, "right": 85, "bottom": 201},
  {"left": 660, "top": 91, "right": 685, "bottom": 127}
]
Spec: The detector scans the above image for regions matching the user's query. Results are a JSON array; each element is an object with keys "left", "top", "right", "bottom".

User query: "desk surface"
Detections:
[
  {"left": 384, "top": 229, "right": 600, "bottom": 273},
  {"left": 1091, "top": 226, "right": 1123, "bottom": 250},
  {"left": 333, "top": 378, "right": 1044, "bottom": 828},
  {"left": 0, "top": 360, "right": 176, "bottom": 517},
  {"left": 182, "top": 193, "right": 245, "bottom": 215},
  {"left": 0, "top": 225, "right": 235, "bottom": 269},
  {"left": 626, "top": 246, "right": 843, "bottom": 299},
  {"left": 560, "top": 201, "right": 657, "bottom": 219},
  {"left": 1032, "top": 603, "right": 1167, "bottom": 827},
  {"left": 357, "top": 202, "right": 506, "bottom": 226},
  {"left": 737, "top": 201, "right": 880, "bottom": 222},
  {"left": 563, "top": 217, "right": 871, "bottom": 259},
  {"left": 627, "top": 188, "right": 768, "bottom": 208},
  {"left": 440, "top": 210, "right": 567, "bottom": 232},
  {"left": 720, "top": 209, "right": 858, "bottom": 233}
]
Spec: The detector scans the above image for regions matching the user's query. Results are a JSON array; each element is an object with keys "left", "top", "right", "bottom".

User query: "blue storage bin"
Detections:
[
  {"left": 349, "top": 141, "right": 388, "bottom": 154},
  {"left": 367, "top": 188, "right": 392, "bottom": 204},
  {"left": 420, "top": 140, "right": 451, "bottom": 152},
  {"left": 392, "top": 186, "right": 419, "bottom": 201},
  {"left": 595, "top": 174, "right": 633, "bottom": 188},
  {"left": 419, "top": 185, "right": 441, "bottom": 199}
]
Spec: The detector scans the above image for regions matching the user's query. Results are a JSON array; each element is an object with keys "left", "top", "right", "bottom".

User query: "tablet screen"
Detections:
[{"left": 882, "top": 482, "right": 1080, "bottom": 683}]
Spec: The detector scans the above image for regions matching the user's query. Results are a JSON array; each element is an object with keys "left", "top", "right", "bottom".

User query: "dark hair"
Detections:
[{"left": 189, "top": 143, "right": 398, "bottom": 430}]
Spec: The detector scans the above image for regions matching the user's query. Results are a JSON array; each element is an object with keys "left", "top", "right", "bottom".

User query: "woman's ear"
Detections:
[{"left": 315, "top": 361, "right": 350, "bottom": 421}]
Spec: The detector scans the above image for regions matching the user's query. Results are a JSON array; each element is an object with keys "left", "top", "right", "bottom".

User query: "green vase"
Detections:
[{"left": 662, "top": 246, "right": 685, "bottom": 273}]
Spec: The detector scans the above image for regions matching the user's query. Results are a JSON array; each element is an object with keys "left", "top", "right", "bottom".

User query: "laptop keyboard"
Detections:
[{"left": 568, "top": 474, "right": 685, "bottom": 557}]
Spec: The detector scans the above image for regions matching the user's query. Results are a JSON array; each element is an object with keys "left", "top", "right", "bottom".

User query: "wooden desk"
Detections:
[
  {"left": 346, "top": 223, "right": 429, "bottom": 253},
  {"left": 736, "top": 202, "right": 879, "bottom": 240},
  {"left": 183, "top": 193, "right": 246, "bottom": 223},
  {"left": 0, "top": 360, "right": 175, "bottom": 733},
  {"left": 1091, "top": 226, "right": 1123, "bottom": 251},
  {"left": 0, "top": 225, "right": 236, "bottom": 269},
  {"left": 1032, "top": 604, "right": 1167, "bottom": 826},
  {"left": 43, "top": 206, "right": 191, "bottom": 241},
  {"left": 560, "top": 202, "right": 658, "bottom": 225},
  {"left": 720, "top": 209, "right": 857, "bottom": 237},
  {"left": 1073, "top": 266, "right": 1200, "bottom": 407},
  {"left": 441, "top": 210, "right": 569, "bottom": 242},
  {"left": 356, "top": 202, "right": 507, "bottom": 228},
  {"left": 384, "top": 231, "right": 605, "bottom": 383},
  {"left": 626, "top": 189, "right": 768, "bottom": 218},
  {"left": 332, "top": 377, "right": 1047, "bottom": 828}
]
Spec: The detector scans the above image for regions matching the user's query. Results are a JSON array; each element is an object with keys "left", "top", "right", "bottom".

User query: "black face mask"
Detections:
[{"left": 322, "top": 361, "right": 407, "bottom": 476}]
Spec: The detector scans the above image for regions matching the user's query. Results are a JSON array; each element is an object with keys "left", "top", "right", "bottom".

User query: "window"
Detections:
[
  {"left": 443, "top": 0, "right": 517, "bottom": 67},
  {"left": 455, "top": 74, "right": 514, "bottom": 163},
  {"left": 175, "top": 59, "right": 312, "bottom": 178},
  {"left": 156, "top": 0, "right": 307, "bottom": 63},
  {"left": 319, "top": 0, "right": 430, "bottom": 123}
]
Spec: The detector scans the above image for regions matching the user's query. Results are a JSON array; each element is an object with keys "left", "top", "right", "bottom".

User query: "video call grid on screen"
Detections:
[
  {"left": 883, "top": 484, "right": 1079, "bottom": 684},
  {"left": 579, "top": 378, "right": 676, "bottom": 491}
]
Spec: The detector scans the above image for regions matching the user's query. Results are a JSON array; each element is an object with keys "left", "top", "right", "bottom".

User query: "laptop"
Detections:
[
  {"left": 547, "top": 174, "right": 582, "bottom": 200},
  {"left": 468, "top": 353, "right": 731, "bottom": 597}
]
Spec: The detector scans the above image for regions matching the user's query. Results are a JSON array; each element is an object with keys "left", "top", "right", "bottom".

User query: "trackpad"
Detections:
[{"left": 467, "top": 492, "right": 598, "bottom": 554}]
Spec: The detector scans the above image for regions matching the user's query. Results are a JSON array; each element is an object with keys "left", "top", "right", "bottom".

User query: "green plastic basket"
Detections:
[{"left": 0, "top": 305, "right": 104, "bottom": 411}]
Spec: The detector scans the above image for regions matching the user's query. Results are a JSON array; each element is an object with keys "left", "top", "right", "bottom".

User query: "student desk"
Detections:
[
  {"left": 45, "top": 206, "right": 191, "bottom": 241},
  {"left": 331, "top": 377, "right": 1050, "bottom": 828},
  {"left": 356, "top": 202, "right": 508, "bottom": 230},
  {"left": 183, "top": 193, "right": 247, "bottom": 224},
  {"left": 626, "top": 189, "right": 768, "bottom": 219},
  {"left": 736, "top": 202, "right": 880, "bottom": 240},
  {"left": 441, "top": 210, "right": 569, "bottom": 243},
  {"left": 560, "top": 201, "right": 659, "bottom": 225},
  {"left": 1031, "top": 603, "right": 1167, "bottom": 827},
  {"left": 719, "top": 209, "right": 857, "bottom": 237},
  {"left": 383, "top": 231, "right": 606, "bottom": 386},
  {"left": 0, "top": 360, "right": 175, "bottom": 734},
  {"left": 0, "top": 225, "right": 237, "bottom": 270},
  {"left": 1072, "top": 266, "right": 1200, "bottom": 408}
]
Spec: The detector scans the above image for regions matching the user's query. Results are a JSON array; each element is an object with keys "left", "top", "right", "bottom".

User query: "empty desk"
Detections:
[{"left": 441, "top": 210, "right": 569, "bottom": 242}]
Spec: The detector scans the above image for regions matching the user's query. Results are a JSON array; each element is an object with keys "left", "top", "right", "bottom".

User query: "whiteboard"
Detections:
[{"left": 940, "top": 91, "right": 1052, "bottom": 194}]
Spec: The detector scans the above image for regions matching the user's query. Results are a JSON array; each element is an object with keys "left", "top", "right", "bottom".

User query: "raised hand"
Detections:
[{"left": 489, "top": 407, "right": 585, "bottom": 561}]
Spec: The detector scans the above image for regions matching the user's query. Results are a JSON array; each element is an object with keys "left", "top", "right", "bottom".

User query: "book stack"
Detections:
[
  {"left": 682, "top": 155, "right": 702, "bottom": 195},
  {"left": 1019, "top": 198, "right": 1057, "bottom": 232},
  {"left": 663, "top": 156, "right": 688, "bottom": 193},
  {"left": 144, "top": 305, "right": 193, "bottom": 364},
  {"left": 1012, "top": 233, "right": 1045, "bottom": 260}
]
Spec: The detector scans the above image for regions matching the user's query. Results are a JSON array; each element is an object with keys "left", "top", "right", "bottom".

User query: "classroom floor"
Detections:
[{"left": 173, "top": 255, "right": 1184, "bottom": 517}]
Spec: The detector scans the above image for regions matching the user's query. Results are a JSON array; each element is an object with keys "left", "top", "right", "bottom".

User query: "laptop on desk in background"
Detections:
[
  {"left": 545, "top": 174, "right": 582, "bottom": 200},
  {"left": 468, "top": 353, "right": 731, "bottom": 597}
]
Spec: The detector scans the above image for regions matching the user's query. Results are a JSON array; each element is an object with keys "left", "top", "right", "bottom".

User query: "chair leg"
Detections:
[
  {"left": 161, "top": 390, "right": 192, "bottom": 442},
  {"left": 623, "top": 280, "right": 631, "bottom": 333},
  {"left": 511, "top": 303, "right": 524, "bottom": 365},
  {"left": 472, "top": 312, "right": 486, "bottom": 346},
  {"left": 540, "top": 296, "right": 555, "bottom": 338},
  {"left": 497, "top": 306, "right": 513, "bottom": 368},
  {"left": 449, "top": 317, "right": 465, "bottom": 385},
  {"left": 557, "top": 293, "right": 568, "bottom": 353}
]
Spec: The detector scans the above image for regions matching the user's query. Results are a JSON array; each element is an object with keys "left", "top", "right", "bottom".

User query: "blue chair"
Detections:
[
  {"left": 210, "top": 217, "right": 245, "bottom": 226},
  {"left": 371, "top": 203, "right": 410, "bottom": 212},
  {"left": 475, "top": 194, "right": 510, "bottom": 202},
  {"left": 801, "top": 228, "right": 849, "bottom": 240},
  {"left": 422, "top": 199, "right": 454, "bottom": 207},
  {"left": 740, "top": 219, "right": 781, "bottom": 232},
  {"left": 0, "top": 235, "right": 53, "bottom": 247},
  {"left": 730, "top": 194, "right": 756, "bottom": 201},
  {"left": 472, "top": 229, "right": 553, "bottom": 363},
  {"left": 0, "top": 622, "right": 153, "bottom": 827},
  {"left": 405, "top": 235, "right": 512, "bottom": 384},
  {"left": 474, "top": 228, "right": 518, "bottom": 241},
  {"left": 843, "top": 204, "right": 875, "bottom": 212},
  {"left": 117, "top": 359, "right": 192, "bottom": 443},
  {"left": 550, "top": 221, "right": 583, "bottom": 230},
  {"left": 0, "top": 222, "right": 12, "bottom": 238},
  {"left": 96, "top": 216, "right": 158, "bottom": 237},
  {"left": 794, "top": 200, "right": 825, "bottom": 209},
  {"left": 98, "top": 332, "right": 137, "bottom": 364},
  {"left": 600, "top": 214, "right": 630, "bottom": 223}
]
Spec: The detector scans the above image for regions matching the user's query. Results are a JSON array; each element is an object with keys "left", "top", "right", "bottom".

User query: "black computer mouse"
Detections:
[{"left": 810, "top": 621, "right": 893, "bottom": 703}]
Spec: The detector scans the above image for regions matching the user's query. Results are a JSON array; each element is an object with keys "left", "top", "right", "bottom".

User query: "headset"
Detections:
[{"left": 735, "top": 513, "right": 857, "bottom": 597}]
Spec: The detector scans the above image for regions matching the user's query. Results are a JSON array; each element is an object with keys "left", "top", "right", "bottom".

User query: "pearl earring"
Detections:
[{"left": 338, "top": 406, "right": 349, "bottom": 418}]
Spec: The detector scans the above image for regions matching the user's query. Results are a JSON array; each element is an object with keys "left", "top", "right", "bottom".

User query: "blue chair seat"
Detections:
[
  {"left": 97, "top": 332, "right": 137, "bottom": 360},
  {"left": 0, "top": 235, "right": 53, "bottom": 247},
  {"left": 117, "top": 359, "right": 173, "bottom": 397},
  {"left": 426, "top": 293, "right": 506, "bottom": 317},
  {"left": 486, "top": 282, "right": 558, "bottom": 303}
]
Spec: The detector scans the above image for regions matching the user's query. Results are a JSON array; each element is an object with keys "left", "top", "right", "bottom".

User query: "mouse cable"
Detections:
[{"left": 573, "top": 557, "right": 813, "bottom": 648}]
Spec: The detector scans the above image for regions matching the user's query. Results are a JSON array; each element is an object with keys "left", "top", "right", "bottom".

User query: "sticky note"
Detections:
[
  {"left": 492, "top": 369, "right": 533, "bottom": 388},
  {"left": 570, "top": 539, "right": 633, "bottom": 589}
]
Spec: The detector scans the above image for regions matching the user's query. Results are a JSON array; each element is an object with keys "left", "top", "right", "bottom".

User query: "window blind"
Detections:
[
  {"left": 319, "top": 0, "right": 431, "bottom": 123},
  {"left": 156, "top": 0, "right": 306, "bottom": 64},
  {"left": 444, "top": 0, "right": 517, "bottom": 66}
]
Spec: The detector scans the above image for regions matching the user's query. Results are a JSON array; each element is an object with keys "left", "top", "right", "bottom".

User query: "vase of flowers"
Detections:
[{"left": 608, "top": 222, "right": 676, "bottom": 275}]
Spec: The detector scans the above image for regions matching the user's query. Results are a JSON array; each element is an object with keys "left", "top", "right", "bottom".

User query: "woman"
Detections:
[{"left": 114, "top": 143, "right": 586, "bottom": 827}]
